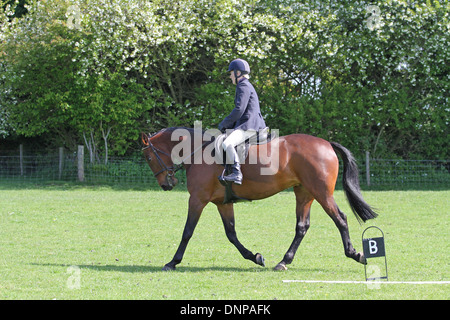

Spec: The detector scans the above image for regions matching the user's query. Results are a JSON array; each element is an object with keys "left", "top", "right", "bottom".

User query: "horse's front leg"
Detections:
[
  {"left": 162, "top": 196, "right": 206, "bottom": 271},
  {"left": 216, "top": 203, "right": 265, "bottom": 267}
]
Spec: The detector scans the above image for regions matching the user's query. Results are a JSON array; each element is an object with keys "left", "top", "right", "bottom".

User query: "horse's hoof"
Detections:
[
  {"left": 162, "top": 264, "right": 176, "bottom": 271},
  {"left": 358, "top": 253, "right": 367, "bottom": 265},
  {"left": 273, "top": 262, "right": 287, "bottom": 271},
  {"left": 255, "top": 253, "right": 265, "bottom": 267}
]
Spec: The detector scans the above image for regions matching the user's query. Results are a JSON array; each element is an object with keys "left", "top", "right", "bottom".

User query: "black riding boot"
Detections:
[{"left": 223, "top": 161, "right": 243, "bottom": 185}]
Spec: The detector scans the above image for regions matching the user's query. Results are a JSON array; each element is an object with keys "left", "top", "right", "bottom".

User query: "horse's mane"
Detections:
[
  {"left": 150, "top": 126, "right": 217, "bottom": 146},
  {"left": 150, "top": 126, "right": 191, "bottom": 135}
]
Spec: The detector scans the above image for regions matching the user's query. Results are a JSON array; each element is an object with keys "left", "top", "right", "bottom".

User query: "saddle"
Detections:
[
  {"left": 213, "top": 127, "right": 271, "bottom": 166},
  {"left": 214, "top": 127, "right": 273, "bottom": 204}
]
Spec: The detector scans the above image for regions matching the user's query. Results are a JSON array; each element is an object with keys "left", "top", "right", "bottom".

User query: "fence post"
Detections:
[
  {"left": 365, "top": 151, "right": 370, "bottom": 187},
  {"left": 59, "top": 147, "right": 64, "bottom": 180},
  {"left": 19, "top": 144, "right": 24, "bottom": 176},
  {"left": 77, "top": 145, "right": 84, "bottom": 182}
]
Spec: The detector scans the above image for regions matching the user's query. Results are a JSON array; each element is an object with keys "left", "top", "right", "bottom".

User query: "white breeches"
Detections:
[{"left": 222, "top": 129, "right": 257, "bottom": 164}]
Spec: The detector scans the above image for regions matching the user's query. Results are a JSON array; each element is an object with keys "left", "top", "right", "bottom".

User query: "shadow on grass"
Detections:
[
  {"left": 29, "top": 262, "right": 327, "bottom": 273},
  {"left": 0, "top": 180, "right": 176, "bottom": 192}
]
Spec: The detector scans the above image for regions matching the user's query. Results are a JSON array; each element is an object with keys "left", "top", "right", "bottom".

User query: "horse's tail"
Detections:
[{"left": 330, "top": 142, "right": 378, "bottom": 224}]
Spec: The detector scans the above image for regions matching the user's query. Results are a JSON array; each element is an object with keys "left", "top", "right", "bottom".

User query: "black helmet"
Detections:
[{"left": 227, "top": 59, "right": 250, "bottom": 75}]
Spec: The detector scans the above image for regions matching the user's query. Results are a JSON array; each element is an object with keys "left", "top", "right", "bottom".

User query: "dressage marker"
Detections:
[{"left": 362, "top": 226, "right": 388, "bottom": 281}]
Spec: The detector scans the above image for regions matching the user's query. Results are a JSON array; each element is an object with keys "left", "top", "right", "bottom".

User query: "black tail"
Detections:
[{"left": 331, "top": 142, "right": 378, "bottom": 224}]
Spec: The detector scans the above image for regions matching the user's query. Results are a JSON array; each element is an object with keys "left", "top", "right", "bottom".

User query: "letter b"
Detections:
[{"left": 368, "top": 240, "right": 378, "bottom": 254}]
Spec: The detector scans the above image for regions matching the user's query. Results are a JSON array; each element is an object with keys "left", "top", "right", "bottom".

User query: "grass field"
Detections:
[{"left": 0, "top": 182, "right": 448, "bottom": 300}]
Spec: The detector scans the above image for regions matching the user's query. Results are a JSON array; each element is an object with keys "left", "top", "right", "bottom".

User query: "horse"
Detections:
[{"left": 141, "top": 127, "right": 377, "bottom": 271}]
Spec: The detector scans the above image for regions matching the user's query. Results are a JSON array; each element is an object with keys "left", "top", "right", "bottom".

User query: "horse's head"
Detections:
[{"left": 141, "top": 131, "right": 179, "bottom": 191}]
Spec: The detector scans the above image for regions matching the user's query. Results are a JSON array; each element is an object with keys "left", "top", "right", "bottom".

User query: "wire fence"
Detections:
[
  {"left": 0, "top": 150, "right": 449, "bottom": 189},
  {"left": 365, "top": 159, "right": 450, "bottom": 187},
  {"left": 0, "top": 153, "right": 164, "bottom": 186}
]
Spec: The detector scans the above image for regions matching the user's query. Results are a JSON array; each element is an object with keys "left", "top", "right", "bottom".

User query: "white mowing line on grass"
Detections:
[{"left": 282, "top": 280, "right": 450, "bottom": 285}]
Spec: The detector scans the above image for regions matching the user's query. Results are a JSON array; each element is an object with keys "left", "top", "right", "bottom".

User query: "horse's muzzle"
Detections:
[
  {"left": 161, "top": 184, "right": 173, "bottom": 191},
  {"left": 161, "top": 175, "right": 178, "bottom": 191}
]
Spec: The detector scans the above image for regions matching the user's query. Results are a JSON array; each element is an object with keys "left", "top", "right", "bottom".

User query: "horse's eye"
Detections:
[{"left": 147, "top": 156, "right": 152, "bottom": 162}]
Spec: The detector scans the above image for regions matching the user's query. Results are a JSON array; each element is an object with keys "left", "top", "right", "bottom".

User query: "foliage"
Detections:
[
  {"left": 0, "top": 0, "right": 448, "bottom": 159},
  {"left": 0, "top": 0, "right": 154, "bottom": 158}
]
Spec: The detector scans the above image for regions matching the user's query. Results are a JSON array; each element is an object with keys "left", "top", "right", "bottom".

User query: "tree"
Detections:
[
  {"left": 1, "top": 0, "right": 448, "bottom": 159},
  {"left": 2, "top": 0, "right": 28, "bottom": 19},
  {"left": 0, "top": 0, "right": 154, "bottom": 157}
]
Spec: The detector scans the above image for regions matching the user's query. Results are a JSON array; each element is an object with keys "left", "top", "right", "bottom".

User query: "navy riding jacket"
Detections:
[{"left": 219, "top": 78, "right": 266, "bottom": 132}]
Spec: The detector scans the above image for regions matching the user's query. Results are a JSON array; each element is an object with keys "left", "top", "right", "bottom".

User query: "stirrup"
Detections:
[
  {"left": 218, "top": 169, "right": 228, "bottom": 186},
  {"left": 218, "top": 168, "right": 242, "bottom": 185}
]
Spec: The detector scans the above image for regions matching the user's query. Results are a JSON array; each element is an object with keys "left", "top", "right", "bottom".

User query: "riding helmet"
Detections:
[{"left": 227, "top": 59, "right": 250, "bottom": 75}]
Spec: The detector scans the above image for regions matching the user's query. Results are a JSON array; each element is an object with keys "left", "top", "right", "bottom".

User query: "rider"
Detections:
[{"left": 218, "top": 59, "right": 267, "bottom": 185}]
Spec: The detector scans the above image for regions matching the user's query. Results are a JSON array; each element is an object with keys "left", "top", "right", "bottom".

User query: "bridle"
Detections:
[
  {"left": 142, "top": 131, "right": 214, "bottom": 187},
  {"left": 142, "top": 139, "right": 182, "bottom": 184}
]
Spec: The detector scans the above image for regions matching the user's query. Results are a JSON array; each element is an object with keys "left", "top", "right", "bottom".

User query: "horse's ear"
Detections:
[{"left": 141, "top": 132, "right": 149, "bottom": 146}]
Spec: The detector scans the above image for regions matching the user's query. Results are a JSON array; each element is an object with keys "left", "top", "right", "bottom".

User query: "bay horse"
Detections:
[{"left": 141, "top": 127, "right": 377, "bottom": 271}]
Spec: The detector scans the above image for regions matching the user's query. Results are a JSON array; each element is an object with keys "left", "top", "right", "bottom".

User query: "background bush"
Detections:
[{"left": 1, "top": 0, "right": 448, "bottom": 160}]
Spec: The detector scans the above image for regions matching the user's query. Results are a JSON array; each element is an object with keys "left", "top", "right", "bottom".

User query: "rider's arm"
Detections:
[{"left": 218, "top": 82, "right": 250, "bottom": 130}]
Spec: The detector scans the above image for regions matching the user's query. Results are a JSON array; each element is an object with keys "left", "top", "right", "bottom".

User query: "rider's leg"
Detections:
[{"left": 222, "top": 130, "right": 256, "bottom": 184}]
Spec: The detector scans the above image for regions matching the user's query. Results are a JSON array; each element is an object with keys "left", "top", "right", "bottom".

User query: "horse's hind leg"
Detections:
[
  {"left": 216, "top": 203, "right": 265, "bottom": 267},
  {"left": 318, "top": 195, "right": 366, "bottom": 264},
  {"left": 274, "top": 186, "right": 314, "bottom": 271}
]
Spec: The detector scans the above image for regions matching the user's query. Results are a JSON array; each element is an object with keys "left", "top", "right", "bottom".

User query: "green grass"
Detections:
[{"left": 0, "top": 182, "right": 448, "bottom": 299}]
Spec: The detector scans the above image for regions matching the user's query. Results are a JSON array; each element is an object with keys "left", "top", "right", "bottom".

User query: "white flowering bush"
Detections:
[{"left": 0, "top": 0, "right": 448, "bottom": 158}]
